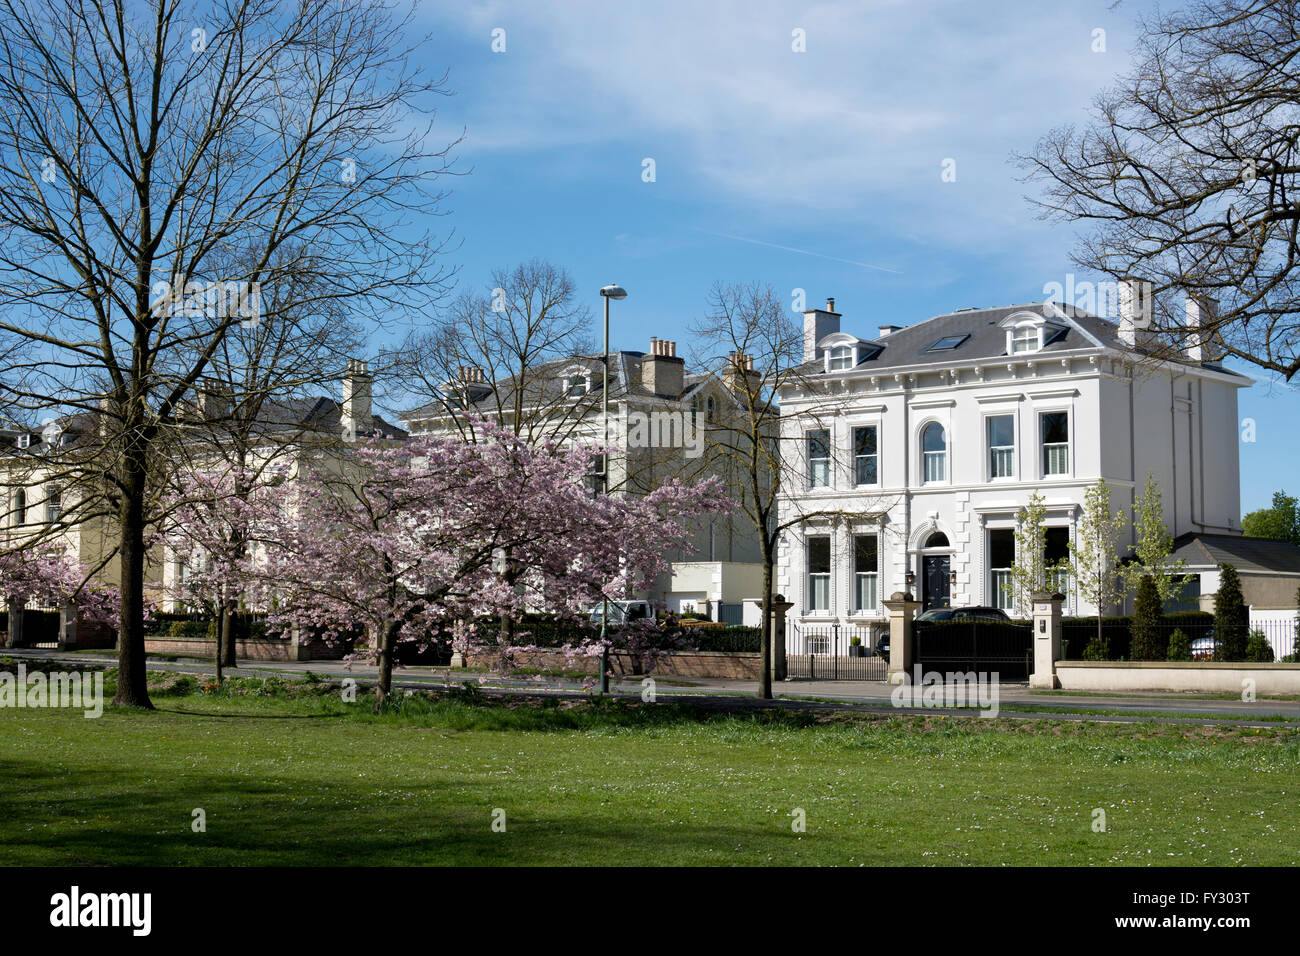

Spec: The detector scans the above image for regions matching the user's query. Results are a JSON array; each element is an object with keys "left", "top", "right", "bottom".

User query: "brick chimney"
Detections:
[
  {"left": 725, "top": 351, "right": 761, "bottom": 397},
  {"left": 341, "top": 358, "right": 373, "bottom": 440},
  {"left": 642, "top": 337, "right": 684, "bottom": 399},
  {"left": 197, "top": 377, "right": 232, "bottom": 421},
  {"left": 1184, "top": 294, "right": 1222, "bottom": 362},
  {"left": 803, "top": 297, "right": 841, "bottom": 362}
]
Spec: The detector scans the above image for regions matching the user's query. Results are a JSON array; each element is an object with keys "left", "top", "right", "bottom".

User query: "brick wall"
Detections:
[
  {"left": 142, "top": 629, "right": 352, "bottom": 661},
  {"left": 469, "top": 648, "right": 762, "bottom": 680}
]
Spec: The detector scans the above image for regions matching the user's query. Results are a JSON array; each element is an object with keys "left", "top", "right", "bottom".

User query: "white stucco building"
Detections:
[{"left": 777, "top": 296, "right": 1249, "bottom": 630}]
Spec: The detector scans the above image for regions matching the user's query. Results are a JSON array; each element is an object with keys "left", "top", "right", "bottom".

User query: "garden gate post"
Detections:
[
  {"left": 884, "top": 591, "right": 920, "bottom": 684},
  {"left": 770, "top": 595, "right": 794, "bottom": 682},
  {"left": 1029, "top": 592, "right": 1064, "bottom": 689},
  {"left": 6, "top": 597, "right": 24, "bottom": 649}
]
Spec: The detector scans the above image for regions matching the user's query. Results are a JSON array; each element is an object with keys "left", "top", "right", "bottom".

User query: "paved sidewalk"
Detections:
[{"left": 5, "top": 647, "right": 1298, "bottom": 724}]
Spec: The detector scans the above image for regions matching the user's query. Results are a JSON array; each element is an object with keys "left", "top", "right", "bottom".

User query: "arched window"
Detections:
[
  {"left": 922, "top": 423, "right": 947, "bottom": 483},
  {"left": 12, "top": 489, "right": 25, "bottom": 526},
  {"left": 924, "top": 531, "right": 949, "bottom": 548},
  {"left": 828, "top": 345, "right": 853, "bottom": 371}
]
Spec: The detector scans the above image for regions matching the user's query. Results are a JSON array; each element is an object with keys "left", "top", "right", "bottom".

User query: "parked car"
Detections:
[
  {"left": 874, "top": 633, "right": 891, "bottom": 659},
  {"left": 587, "top": 600, "right": 654, "bottom": 628},
  {"left": 1189, "top": 635, "right": 1220, "bottom": 660},
  {"left": 914, "top": 606, "right": 1011, "bottom": 623}
]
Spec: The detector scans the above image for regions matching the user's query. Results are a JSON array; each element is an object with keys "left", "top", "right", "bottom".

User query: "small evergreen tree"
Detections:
[
  {"left": 1214, "top": 563, "right": 1249, "bottom": 661},
  {"left": 1130, "top": 574, "right": 1164, "bottom": 660},
  {"left": 1245, "top": 631, "right": 1275, "bottom": 663},
  {"left": 1166, "top": 628, "right": 1192, "bottom": 661},
  {"left": 1082, "top": 635, "right": 1111, "bottom": 660}
]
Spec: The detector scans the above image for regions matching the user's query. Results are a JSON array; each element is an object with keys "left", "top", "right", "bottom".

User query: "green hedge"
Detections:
[
  {"left": 690, "top": 626, "right": 761, "bottom": 653},
  {"left": 146, "top": 612, "right": 271, "bottom": 642},
  {"left": 1061, "top": 612, "right": 1214, "bottom": 661}
]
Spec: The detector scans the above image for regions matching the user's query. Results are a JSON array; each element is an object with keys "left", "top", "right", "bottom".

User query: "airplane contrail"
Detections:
[{"left": 699, "top": 229, "right": 902, "bottom": 274}]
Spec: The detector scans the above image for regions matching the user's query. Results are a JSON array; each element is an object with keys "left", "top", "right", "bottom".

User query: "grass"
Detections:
[{"left": 1, "top": 669, "right": 1297, "bottom": 866}]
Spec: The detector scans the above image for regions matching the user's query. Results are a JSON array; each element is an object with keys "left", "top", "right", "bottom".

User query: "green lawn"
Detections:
[{"left": 1, "top": 672, "right": 1297, "bottom": 865}]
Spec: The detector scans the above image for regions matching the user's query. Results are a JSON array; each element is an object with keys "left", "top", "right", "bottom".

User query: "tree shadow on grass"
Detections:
[
  {"left": 151, "top": 705, "right": 345, "bottom": 721},
  {"left": 0, "top": 760, "right": 798, "bottom": 866}
]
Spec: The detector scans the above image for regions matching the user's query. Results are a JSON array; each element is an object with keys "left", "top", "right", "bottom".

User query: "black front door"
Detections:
[{"left": 923, "top": 555, "right": 951, "bottom": 610}]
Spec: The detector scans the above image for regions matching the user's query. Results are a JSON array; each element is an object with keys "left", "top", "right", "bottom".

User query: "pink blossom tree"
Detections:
[
  {"left": 164, "top": 462, "right": 281, "bottom": 682},
  {"left": 192, "top": 420, "right": 729, "bottom": 708},
  {"left": 0, "top": 541, "right": 120, "bottom": 646}
]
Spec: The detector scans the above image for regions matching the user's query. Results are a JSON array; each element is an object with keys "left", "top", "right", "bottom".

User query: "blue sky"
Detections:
[{"left": 401, "top": 0, "right": 1297, "bottom": 516}]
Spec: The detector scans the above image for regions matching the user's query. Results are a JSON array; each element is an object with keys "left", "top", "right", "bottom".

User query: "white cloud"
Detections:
[{"left": 427, "top": 0, "right": 1143, "bottom": 253}]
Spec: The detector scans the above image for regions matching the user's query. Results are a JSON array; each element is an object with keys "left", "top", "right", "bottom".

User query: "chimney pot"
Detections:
[{"left": 826, "top": 297, "right": 835, "bottom": 313}]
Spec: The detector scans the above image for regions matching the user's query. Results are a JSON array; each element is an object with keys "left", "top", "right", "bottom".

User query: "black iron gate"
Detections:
[{"left": 912, "top": 619, "right": 1033, "bottom": 681}]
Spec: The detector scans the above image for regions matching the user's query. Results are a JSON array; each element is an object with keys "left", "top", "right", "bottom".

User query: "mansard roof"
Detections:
[{"left": 799, "top": 303, "right": 1248, "bottom": 378}]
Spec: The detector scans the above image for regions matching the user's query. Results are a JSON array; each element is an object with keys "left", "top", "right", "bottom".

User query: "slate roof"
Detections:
[
  {"left": 802, "top": 303, "right": 1247, "bottom": 378},
  {"left": 401, "top": 351, "right": 710, "bottom": 422},
  {"left": 0, "top": 395, "right": 405, "bottom": 456},
  {"left": 1172, "top": 533, "right": 1300, "bottom": 574}
]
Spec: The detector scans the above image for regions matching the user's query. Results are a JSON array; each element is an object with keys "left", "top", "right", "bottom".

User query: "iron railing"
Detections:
[{"left": 786, "top": 622, "right": 888, "bottom": 680}]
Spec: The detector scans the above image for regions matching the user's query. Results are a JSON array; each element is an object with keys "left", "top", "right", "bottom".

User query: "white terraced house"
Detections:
[{"left": 776, "top": 296, "right": 1249, "bottom": 643}]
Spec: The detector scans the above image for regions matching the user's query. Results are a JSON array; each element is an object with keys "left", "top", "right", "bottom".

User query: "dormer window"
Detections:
[
  {"left": 828, "top": 345, "right": 854, "bottom": 371},
  {"left": 1011, "top": 326, "right": 1039, "bottom": 354},
  {"left": 1001, "top": 311, "right": 1066, "bottom": 356},
  {"left": 566, "top": 374, "right": 589, "bottom": 397}
]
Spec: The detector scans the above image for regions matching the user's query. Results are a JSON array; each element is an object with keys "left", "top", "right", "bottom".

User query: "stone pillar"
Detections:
[
  {"left": 770, "top": 595, "right": 794, "bottom": 682},
  {"left": 288, "top": 623, "right": 310, "bottom": 662},
  {"left": 6, "top": 597, "right": 24, "bottom": 649},
  {"left": 883, "top": 591, "right": 920, "bottom": 685},
  {"left": 1029, "top": 591, "right": 1064, "bottom": 689},
  {"left": 58, "top": 603, "right": 78, "bottom": 650}
]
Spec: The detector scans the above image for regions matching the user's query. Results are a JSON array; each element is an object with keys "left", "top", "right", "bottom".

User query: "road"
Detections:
[{"left": 5, "top": 647, "right": 1298, "bottom": 726}]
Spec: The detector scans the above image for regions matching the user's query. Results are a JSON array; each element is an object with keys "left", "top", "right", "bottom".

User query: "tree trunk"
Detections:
[
  {"left": 215, "top": 601, "right": 234, "bottom": 684},
  {"left": 113, "top": 449, "right": 153, "bottom": 709},
  {"left": 220, "top": 600, "right": 236, "bottom": 670},
  {"left": 374, "top": 620, "right": 398, "bottom": 712},
  {"left": 758, "top": 545, "right": 773, "bottom": 699}
]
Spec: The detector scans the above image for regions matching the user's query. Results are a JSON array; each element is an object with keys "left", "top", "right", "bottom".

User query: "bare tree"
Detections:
[
  {"left": 162, "top": 247, "right": 366, "bottom": 681},
  {"left": 690, "top": 282, "right": 886, "bottom": 699},
  {"left": 391, "top": 259, "right": 595, "bottom": 444},
  {"left": 0, "top": 0, "right": 457, "bottom": 707},
  {"left": 1019, "top": 0, "right": 1300, "bottom": 378},
  {"left": 389, "top": 259, "right": 600, "bottom": 649}
]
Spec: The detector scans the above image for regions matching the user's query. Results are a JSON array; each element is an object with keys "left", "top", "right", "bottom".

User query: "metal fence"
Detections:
[
  {"left": 717, "top": 602, "right": 745, "bottom": 627},
  {"left": 1060, "top": 617, "right": 1298, "bottom": 662},
  {"left": 785, "top": 623, "right": 888, "bottom": 680},
  {"left": 912, "top": 619, "right": 1034, "bottom": 682}
]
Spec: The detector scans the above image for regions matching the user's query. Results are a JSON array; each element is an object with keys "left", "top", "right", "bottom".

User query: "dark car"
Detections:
[{"left": 914, "top": 606, "right": 1011, "bottom": 623}]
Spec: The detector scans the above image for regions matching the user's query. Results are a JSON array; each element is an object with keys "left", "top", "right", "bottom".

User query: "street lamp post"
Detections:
[{"left": 597, "top": 282, "right": 627, "bottom": 695}]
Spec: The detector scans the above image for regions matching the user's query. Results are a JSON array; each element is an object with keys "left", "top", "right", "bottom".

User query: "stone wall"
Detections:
[{"left": 1056, "top": 660, "right": 1300, "bottom": 695}]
